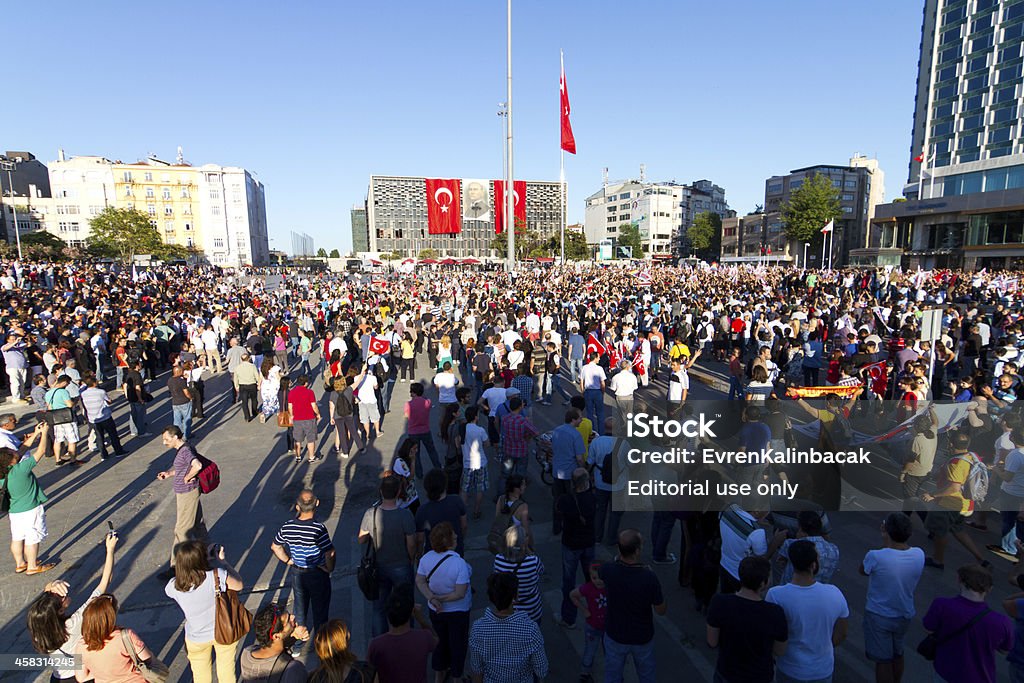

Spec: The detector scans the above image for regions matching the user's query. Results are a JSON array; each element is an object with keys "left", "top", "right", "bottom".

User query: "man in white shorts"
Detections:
[
  {"left": 45, "top": 375, "right": 81, "bottom": 467},
  {"left": 2, "top": 421, "right": 56, "bottom": 574}
]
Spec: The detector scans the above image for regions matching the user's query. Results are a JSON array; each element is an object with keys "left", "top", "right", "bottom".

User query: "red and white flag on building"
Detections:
[
  {"left": 493, "top": 179, "right": 526, "bottom": 235},
  {"left": 560, "top": 56, "right": 576, "bottom": 155},
  {"left": 425, "top": 178, "right": 462, "bottom": 235},
  {"left": 586, "top": 331, "right": 606, "bottom": 357},
  {"left": 368, "top": 336, "right": 391, "bottom": 356},
  {"left": 821, "top": 219, "right": 834, "bottom": 234}
]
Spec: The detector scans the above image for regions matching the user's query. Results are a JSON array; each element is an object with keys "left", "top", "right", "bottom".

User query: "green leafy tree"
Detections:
[
  {"left": 687, "top": 212, "right": 722, "bottom": 258},
  {"left": 19, "top": 232, "right": 69, "bottom": 260},
  {"left": 418, "top": 248, "right": 439, "bottom": 260},
  {"left": 379, "top": 252, "right": 399, "bottom": 261},
  {"left": 316, "top": 247, "right": 328, "bottom": 258},
  {"left": 617, "top": 223, "right": 643, "bottom": 258},
  {"left": 329, "top": 248, "right": 340, "bottom": 258},
  {"left": 781, "top": 172, "right": 841, "bottom": 242},
  {"left": 86, "top": 207, "right": 164, "bottom": 263},
  {"left": 547, "top": 230, "right": 589, "bottom": 260},
  {"left": 490, "top": 226, "right": 542, "bottom": 260}
]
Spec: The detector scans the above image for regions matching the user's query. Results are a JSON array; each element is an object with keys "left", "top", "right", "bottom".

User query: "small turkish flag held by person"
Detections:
[
  {"left": 425, "top": 179, "right": 462, "bottom": 234},
  {"left": 560, "top": 58, "right": 576, "bottom": 154},
  {"left": 586, "top": 331, "right": 606, "bottom": 357},
  {"left": 368, "top": 336, "right": 391, "bottom": 356}
]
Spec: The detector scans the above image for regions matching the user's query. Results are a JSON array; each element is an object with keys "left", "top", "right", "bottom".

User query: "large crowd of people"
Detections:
[{"left": 0, "top": 257, "right": 1021, "bottom": 682}]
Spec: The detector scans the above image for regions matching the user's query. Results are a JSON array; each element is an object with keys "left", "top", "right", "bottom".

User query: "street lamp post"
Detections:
[
  {"left": 0, "top": 161, "right": 22, "bottom": 260},
  {"left": 802, "top": 242, "right": 809, "bottom": 270}
]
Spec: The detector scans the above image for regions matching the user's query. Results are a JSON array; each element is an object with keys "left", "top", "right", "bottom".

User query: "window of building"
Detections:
[
  {"left": 970, "top": 33, "right": 994, "bottom": 53},
  {"left": 831, "top": 179, "right": 842, "bottom": 187},
  {"left": 995, "top": 85, "right": 1018, "bottom": 104},
  {"left": 766, "top": 182, "right": 783, "bottom": 194},
  {"left": 211, "top": 206, "right": 221, "bottom": 216},
  {"left": 967, "top": 56, "right": 989, "bottom": 73},
  {"left": 184, "top": 205, "right": 192, "bottom": 215},
  {"left": 164, "top": 206, "right": 173, "bottom": 216},
  {"left": 842, "top": 194, "right": 854, "bottom": 201},
  {"left": 145, "top": 187, "right": 154, "bottom": 198},
  {"left": 1009, "top": 2, "right": 1024, "bottom": 22},
  {"left": 994, "top": 105, "right": 1018, "bottom": 123},
  {"left": 1005, "top": 21, "right": 1024, "bottom": 41},
  {"left": 124, "top": 187, "right": 133, "bottom": 197},
  {"left": 181, "top": 188, "right": 190, "bottom": 198},
  {"left": 618, "top": 214, "right": 629, "bottom": 221},
  {"left": 147, "top": 204, "right": 156, "bottom": 216},
  {"left": 122, "top": 171, "right": 132, "bottom": 182},
  {"left": 213, "top": 238, "right": 225, "bottom": 249},
  {"left": 790, "top": 179, "right": 803, "bottom": 190},
  {"left": 620, "top": 192, "right": 630, "bottom": 199},
  {"left": 959, "top": 151, "right": 981, "bottom": 162},
  {"left": 844, "top": 180, "right": 857, "bottom": 189},
  {"left": 988, "top": 124, "right": 1013, "bottom": 143},
  {"left": 967, "top": 74, "right": 989, "bottom": 92},
  {"left": 143, "top": 172, "right": 152, "bottom": 182},
  {"left": 933, "top": 120, "right": 955, "bottom": 136},
  {"left": 841, "top": 206, "right": 853, "bottom": 214},
  {"left": 962, "top": 113, "right": 985, "bottom": 130},
  {"left": 973, "top": 11, "right": 994, "bottom": 31},
  {"left": 942, "top": 27, "right": 962, "bottom": 45},
  {"left": 89, "top": 205, "right": 103, "bottom": 216},
  {"left": 939, "top": 65, "right": 958, "bottom": 82},
  {"left": 999, "top": 63, "right": 1023, "bottom": 84},
  {"left": 936, "top": 83, "right": 958, "bottom": 100},
  {"left": 162, "top": 188, "right": 171, "bottom": 200},
  {"left": 990, "top": 143, "right": 1015, "bottom": 158},
  {"left": 164, "top": 221, "right": 174, "bottom": 232},
  {"left": 959, "top": 133, "right": 981, "bottom": 149},
  {"left": 210, "top": 189, "right": 220, "bottom": 200},
  {"left": 940, "top": 44, "right": 964, "bottom": 63}
]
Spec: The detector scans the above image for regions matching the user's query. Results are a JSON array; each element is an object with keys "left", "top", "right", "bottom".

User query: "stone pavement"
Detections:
[{"left": 0, "top": 353, "right": 1017, "bottom": 682}]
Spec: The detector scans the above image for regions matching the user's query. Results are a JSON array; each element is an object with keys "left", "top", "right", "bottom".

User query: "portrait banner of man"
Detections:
[{"left": 462, "top": 178, "right": 491, "bottom": 223}]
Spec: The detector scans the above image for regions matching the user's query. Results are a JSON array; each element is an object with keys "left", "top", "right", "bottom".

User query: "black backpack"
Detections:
[{"left": 594, "top": 438, "right": 622, "bottom": 486}]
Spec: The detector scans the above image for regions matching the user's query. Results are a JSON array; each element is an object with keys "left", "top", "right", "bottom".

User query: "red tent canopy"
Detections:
[
  {"left": 369, "top": 259, "right": 382, "bottom": 265},
  {"left": 419, "top": 259, "right": 438, "bottom": 264},
  {"left": 534, "top": 257, "right": 555, "bottom": 263},
  {"left": 440, "top": 258, "right": 457, "bottom": 265},
  {"left": 461, "top": 258, "right": 481, "bottom": 264}
]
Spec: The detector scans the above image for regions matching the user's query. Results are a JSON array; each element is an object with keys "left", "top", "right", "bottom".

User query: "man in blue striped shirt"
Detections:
[{"left": 271, "top": 489, "right": 335, "bottom": 636}]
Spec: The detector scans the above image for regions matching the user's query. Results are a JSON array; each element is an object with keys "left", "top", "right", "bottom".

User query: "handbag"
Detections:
[
  {"left": 277, "top": 410, "right": 293, "bottom": 428},
  {"left": 357, "top": 506, "right": 380, "bottom": 600},
  {"left": 120, "top": 629, "right": 169, "bottom": 683},
  {"left": 43, "top": 408, "right": 74, "bottom": 426},
  {"left": 213, "top": 569, "right": 253, "bottom": 645},
  {"left": 916, "top": 607, "right": 990, "bottom": 661}
]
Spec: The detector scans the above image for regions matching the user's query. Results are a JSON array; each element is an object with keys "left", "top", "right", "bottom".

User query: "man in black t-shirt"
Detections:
[
  {"left": 122, "top": 359, "right": 148, "bottom": 437},
  {"left": 555, "top": 468, "right": 596, "bottom": 629},
  {"left": 599, "top": 529, "right": 665, "bottom": 682},
  {"left": 414, "top": 469, "right": 468, "bottom": 555},
  {"left": 166, "top": 365, "right": 193, "bottom": 441},
  {"left": 707, "top": 555, "right": 788, "bottom": 683}
]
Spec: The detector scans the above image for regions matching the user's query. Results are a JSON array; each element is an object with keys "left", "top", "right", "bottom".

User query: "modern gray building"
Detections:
[
  {"left": 351, "top": 205, "right": 368, "bottom": 253},
  {"left": 674, "top": 180, "right": 732, "bottom": 258},
  {"left": 367, "top": 175, "right": 562, "bottom": 259},
  {"left": 765, "top": 156, "right": 883, "bottom": 267},
  {"left": 870, "top": 0, "right": 1024, "bottom": 270},
  {"left": 0, "top": 151, "right": 51, "bottom": 244}
]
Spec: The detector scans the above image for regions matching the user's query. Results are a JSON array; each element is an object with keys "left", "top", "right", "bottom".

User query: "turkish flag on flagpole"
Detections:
[
  {"left": 368, "top": 336, "right": 391, "bottom": 356},
  {"left": 425, "top": 178, "right": 462, "bottom": 234},
  {"left": 821, "top": 219, "right": 834, "bottom": 234},
  {"left": 560, "top": 56, "right": 576, "bottom": 154}
]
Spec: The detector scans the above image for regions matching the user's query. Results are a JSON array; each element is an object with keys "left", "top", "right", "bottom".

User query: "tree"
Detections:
[
  {"left": 316, "top": 247, "right": 328, "bottom": 258},
  {"left": 616, "top": 223, "right": 643, "bottom": 258},
  {"left": 86, "top": 207, "right": 165, "bottom": 263},
  {"left": 547, "top": 230, "right": 590, "bottom": 260},
  {"left": 781, "top": 172, "right": 841, "bottom": 242},
  {"left": 379, "top": 252, "right": 399, "bottom": 261},
  {"left": 19, "top": 231, "right": 69, "bottom": 260},
  {"left": 687, "top": 212, "right": 722, "bottom": 259},
  {"left": 329, "top": 248, "right": 340, "bottom": 258},
  {"left": 418, "top": 248, "right": 439, "bottom": 260},
  {"left": 490, "top": 227, "right": 543, "bottom": 261}
]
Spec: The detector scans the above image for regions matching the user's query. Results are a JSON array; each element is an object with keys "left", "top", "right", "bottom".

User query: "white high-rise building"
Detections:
[
  {"left": 196, "top": 165, "right": 269, "bottom": 266},
  {"left": 584, "top": 180, "right": 682, "bottom": 257}
]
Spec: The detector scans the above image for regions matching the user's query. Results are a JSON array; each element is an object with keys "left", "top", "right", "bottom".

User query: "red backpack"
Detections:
[{"left": 188, "top": 446, "right": 220, "bottom": 494}]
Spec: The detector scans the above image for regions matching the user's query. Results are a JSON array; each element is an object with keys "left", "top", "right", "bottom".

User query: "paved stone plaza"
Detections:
[{"left": 0, "top": 352, "right": 1016, "bottom": 682}]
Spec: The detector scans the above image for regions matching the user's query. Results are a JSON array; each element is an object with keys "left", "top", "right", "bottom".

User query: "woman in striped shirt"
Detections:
[{"left": 493, "top": 525, "right": 544, "bottom": 623}]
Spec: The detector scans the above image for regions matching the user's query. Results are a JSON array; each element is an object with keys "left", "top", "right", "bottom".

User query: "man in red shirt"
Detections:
[
  {"left": 288, "top": 375, "right": 321, "bottom": 463},
  {"left": 404, "top": 383, "right": 440, "bottom": 476}
]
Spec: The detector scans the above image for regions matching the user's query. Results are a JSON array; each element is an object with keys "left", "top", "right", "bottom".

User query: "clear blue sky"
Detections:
[{"left": 8, "top": 0, "right": 924, "bottom": 254}]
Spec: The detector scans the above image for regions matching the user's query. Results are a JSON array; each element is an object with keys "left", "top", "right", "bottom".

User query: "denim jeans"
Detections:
[
  {"left": 570, "top": 358, "right": 583, "bottom": 384},
  {"left": 1001, "top": 505, "right": 1024, "bottom": 555},
  {"left": 584, "top": 388, "right": 605, "bottom": 435},
  {"left": 373, "top": 563, "right": 414, "bottom": 637},
  {"left": 290, "top": 566, "right": 331, "bottom": 635},
  {"left": 128, "top": 402, "right": 147, "bottom": 436},
  {"left": 603, "top": 634, "right": 655, "bottom": 683},
  {"left": 650, "top": 511, "right": 676, "bottom": 561},
  {"left": 728, "top": 376, "right": 745, "bottom": 401},
  {"left": 594, "top": 488, "right": 622, "bottom": 546},
  {"left": 561, "top": 544, "right": 595, "bottom": 625},
  {"left": 115, "top": 366, "right": 124, "bottom": 391},
  {"left": 382, "top": 379, "right": 397, "bottom": 413},
  {"left": 172, "top": 402, "right": 193, "bottom": 441},
  {"left": 582, "top": 624, "right": 604, "bottom": 673},
  {"left": 498, "top": 455, "right": 529, "bottom": 495},
  {"left": 407, "top": 432, "right": 441, "bottom": 477}
]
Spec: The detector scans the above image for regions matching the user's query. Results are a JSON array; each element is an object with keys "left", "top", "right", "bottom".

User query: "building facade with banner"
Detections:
[{"left": 365, "top": 175, "right": 562, "bottom": 258}]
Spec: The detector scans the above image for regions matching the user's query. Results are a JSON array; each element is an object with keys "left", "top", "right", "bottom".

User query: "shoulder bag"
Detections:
[
  {"left": 213, "top": 569, "right": 253, "bottom": 645},
  {"left": 916, "top": 607, "right": 990, "bottom": 661},
  {"left": 357, "top": 506, "right": 380, "bottom": 600},
  {"left": 120, "top": 629, "right": 169, "bottom": 683}
]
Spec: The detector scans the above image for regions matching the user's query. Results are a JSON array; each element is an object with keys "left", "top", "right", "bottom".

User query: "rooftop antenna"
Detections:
[
  {"left": 602, "top": 167, "right": 608, "bottom": 188},
  {"left": 176, "top": 146, "right": 184, "bottom": 165},
  {"left": 639, "top": 163, "right": 646, "bottom": 183}
]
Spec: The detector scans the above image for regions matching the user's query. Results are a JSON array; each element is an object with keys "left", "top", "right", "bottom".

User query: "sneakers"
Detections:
[
  {"left": 652, "top": 553, "right": 678, "bottom": 565},
  {"left": 987, "top": 544, "right": 1019, "bottom": 563}
]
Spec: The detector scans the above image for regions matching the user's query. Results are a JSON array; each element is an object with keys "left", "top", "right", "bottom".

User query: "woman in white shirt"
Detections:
[{"left": 416, "top": 522, "right": 472, "bottom": 683}]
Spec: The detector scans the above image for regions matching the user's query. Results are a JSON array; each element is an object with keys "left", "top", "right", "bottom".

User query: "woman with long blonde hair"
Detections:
[{"left": 307, "top": 619, "right": 375, "bottom": 682}]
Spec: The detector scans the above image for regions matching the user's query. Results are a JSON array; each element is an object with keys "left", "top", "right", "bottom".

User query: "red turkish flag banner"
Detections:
[
  {"left": 560, "top": 61, "right": 576, "bottom": 154},
  {"left": 425, "top": 178, "right": 462, "bottom": 234},
  {"left": 493, "top": 180, "right": 527, "bottom": 235},
  {"left": 368, "top": 336, "right": 391, "bottom": 356}
]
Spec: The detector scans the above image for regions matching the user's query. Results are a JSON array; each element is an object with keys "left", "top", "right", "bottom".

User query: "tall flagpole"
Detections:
[
  {"left": 560, "top": 50, "right": 566, "bottom": 265},
  {"left": 821, "top": 231, "right": 826, "bottom": 270},
  {"left": 505, "top": 0, "right": 515, "bottom": 272}
]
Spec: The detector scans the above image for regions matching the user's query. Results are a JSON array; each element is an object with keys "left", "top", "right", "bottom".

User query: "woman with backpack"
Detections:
[
  {"left": 492, "top": 474, "right": 532, "bottom": 550},
  {"left": 330, "top": 375, "right": 361, "bottom": 457}
]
